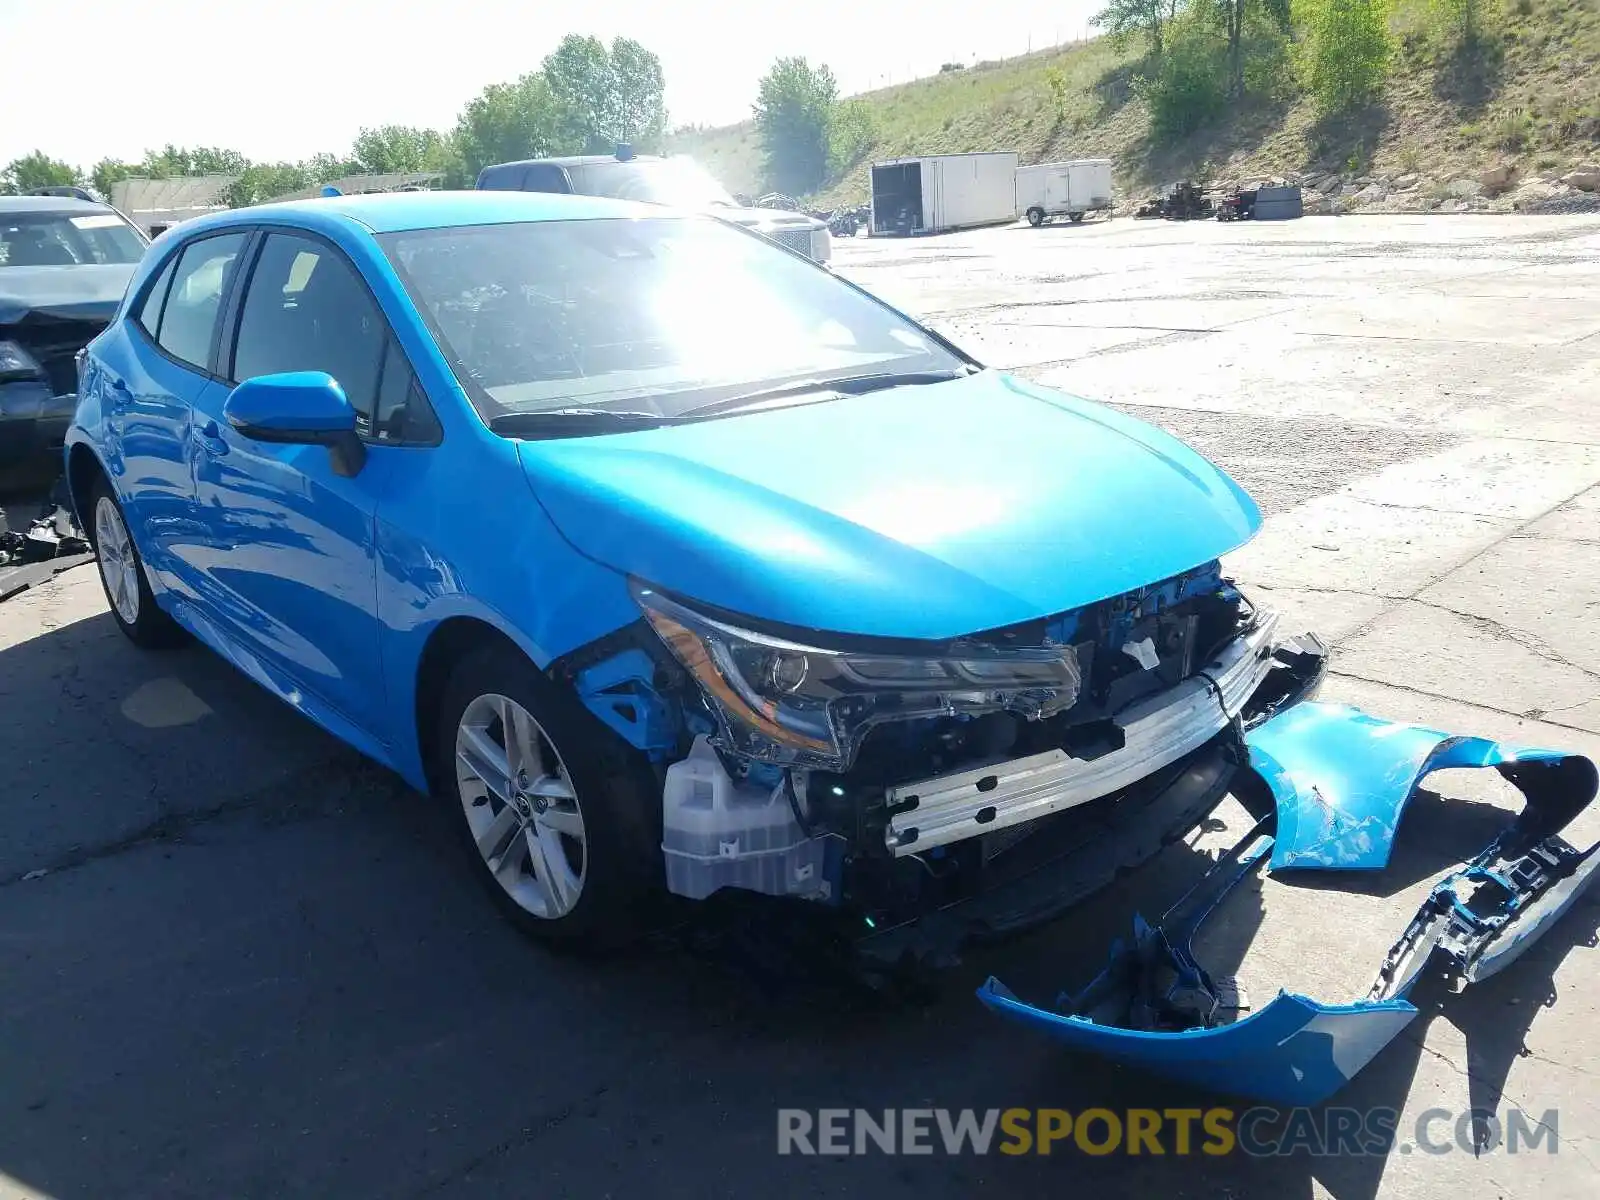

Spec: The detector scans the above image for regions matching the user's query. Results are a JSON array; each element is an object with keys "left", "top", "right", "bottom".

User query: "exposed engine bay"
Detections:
[{"left": 551, "top": 561, "right": 1328, "bottom": 940}]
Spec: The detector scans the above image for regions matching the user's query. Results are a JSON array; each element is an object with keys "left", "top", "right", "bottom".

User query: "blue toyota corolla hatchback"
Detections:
[{"left": 66, "top": 191, "right": 1324, "bottom": 950}]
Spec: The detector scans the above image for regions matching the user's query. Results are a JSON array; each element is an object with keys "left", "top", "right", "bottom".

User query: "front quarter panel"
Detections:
[{"left": 371, "top": 416, "right": 644, "bottom": 791}]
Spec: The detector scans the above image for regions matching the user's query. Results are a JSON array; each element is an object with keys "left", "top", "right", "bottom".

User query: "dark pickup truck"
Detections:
[{"left": 476, "top": 149, "right": 832, "bottom": 265}]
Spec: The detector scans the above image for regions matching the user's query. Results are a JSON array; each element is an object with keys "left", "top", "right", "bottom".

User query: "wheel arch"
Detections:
[
  {"left": 66, "top": 441, "right": 111, "bottom": 530},
  {"left": 413, "top": 616, "right": 529, "bottom": 795}
]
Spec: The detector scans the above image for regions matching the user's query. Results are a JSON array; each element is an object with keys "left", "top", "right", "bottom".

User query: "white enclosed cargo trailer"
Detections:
[
  {"left": 869, "top": 152, "right": 1018, "bottom": 236},
  {"left": 1014, "top": 158, "right": 1114, "bottom": 226}
]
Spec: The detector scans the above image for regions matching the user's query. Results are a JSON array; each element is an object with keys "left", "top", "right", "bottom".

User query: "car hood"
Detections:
[
  {"left": 716, "top": 206, "right": 824, "bottom": 231},
  {"left": 517, "top": 371, "right": 1262, "bottom": 640},
  {"left": 0, "top": 264, "right": 135, "bottom": 325}
]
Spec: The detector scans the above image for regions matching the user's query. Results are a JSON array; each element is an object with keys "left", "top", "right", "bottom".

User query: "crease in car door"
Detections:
[{"left": 188, "top": 231, "right": 392, "bottom": 738}]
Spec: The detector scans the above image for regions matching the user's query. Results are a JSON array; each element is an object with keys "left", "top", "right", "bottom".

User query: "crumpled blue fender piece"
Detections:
[
  {"left": 1248, "top": 702, "right": 1571, "bottom": 872},
  {"left": 979, "top": 978, "right": 1418, "bottom": 1106},
  {"left": 978, "top": 701, "right": 1599, "bottom": 1105}
]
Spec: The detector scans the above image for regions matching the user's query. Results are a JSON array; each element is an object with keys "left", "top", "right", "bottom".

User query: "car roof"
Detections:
[
  {"left": 484, "top": 154, "right": 665, "bottom": 170},
  {"left": 0, "top": 195, "right": 114, "bottom": 215},
  {"left": 176, "top": 189, "right": 671, "bottom": 237}
]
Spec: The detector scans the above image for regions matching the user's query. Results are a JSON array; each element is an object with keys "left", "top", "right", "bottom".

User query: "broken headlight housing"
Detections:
[
  {"left": 634, "top": 584, "right": 1082, "bottom": 771},
  {"left": 0, "top": 340, "right": 43, "bottom": 384}
]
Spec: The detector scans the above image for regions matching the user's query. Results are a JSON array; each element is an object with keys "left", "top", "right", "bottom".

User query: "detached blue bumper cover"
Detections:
[{"left": 979, "top": 702, "right": 1600, "bottom": 1105}]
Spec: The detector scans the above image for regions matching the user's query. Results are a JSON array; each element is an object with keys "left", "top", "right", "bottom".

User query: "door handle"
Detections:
[
  {"left": 197, "top": 418, "right": 230, "bottom": 456},
  {"left": 106, "top": 376, "right": 132, "bottom": 409}
]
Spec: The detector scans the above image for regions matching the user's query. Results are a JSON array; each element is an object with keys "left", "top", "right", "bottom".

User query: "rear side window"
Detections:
[
  {"left": 476, "top": 163, "right": 570, "bottom": 193},
  {"left": 157, "top": 233, "right": 246, "bottom": 370},
  {"left": 231, "top": 233, "right": 386, "bottom": 425},
  {"left": 518, "top": 164, "right": 571, "bottom": 193}
]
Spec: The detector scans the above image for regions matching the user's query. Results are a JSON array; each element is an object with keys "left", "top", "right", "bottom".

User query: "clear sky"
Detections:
[{"left": 1, "top": 0, "right": 1100, "bottom": 168}]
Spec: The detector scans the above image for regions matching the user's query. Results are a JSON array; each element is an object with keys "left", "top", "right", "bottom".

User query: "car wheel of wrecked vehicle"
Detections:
[
  {"left": 438, "top": 645, "right": 662, "bottom": 945},
  {"left": 1026, "top": 207, "right": 1046, "bottom": 227},
  {"left": 88, "top": 482, "right": 186, "bottom": 648}
]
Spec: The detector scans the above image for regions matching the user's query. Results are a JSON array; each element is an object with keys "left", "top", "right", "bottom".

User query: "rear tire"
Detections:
[
  {"left": 87, "top": 479, "right": 187, "bottom": 649},
  {"left": 1026, "top": 207, "right": 1045, "bottom": 227},
  {"left": 436, "top": 644, "right": 663, "bottom": 947}
]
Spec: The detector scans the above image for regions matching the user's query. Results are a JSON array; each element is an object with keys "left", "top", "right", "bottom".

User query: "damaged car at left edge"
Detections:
[
  {"left": 2, "top": 193, "right": 148, "bottom": 490},
  {"left": 66, "top": 189, "right": 1332, "bottom": 956}
]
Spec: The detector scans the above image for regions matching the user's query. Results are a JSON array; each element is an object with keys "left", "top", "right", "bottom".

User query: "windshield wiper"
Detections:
[
  {"left": 676, "top": 367, "right": 980, "bottom": 420},
  {"left": 488, "top": 408, "right": 673, "bottom": 438},
  {"left": 489, "top": 367, "right": 981, "bottom": 439}
]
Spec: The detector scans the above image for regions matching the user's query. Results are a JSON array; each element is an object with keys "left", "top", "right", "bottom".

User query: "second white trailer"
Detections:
[
  {"left": 869, "top": 152, "right": 1018, "bottom": 236},
  {"left": 1014, "top": 159, "right": 1114, "bottom": 225}
]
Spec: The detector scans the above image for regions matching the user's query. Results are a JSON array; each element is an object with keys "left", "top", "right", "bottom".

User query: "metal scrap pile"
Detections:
[{"left": 1134, "top": 181, "right": 1215, "bottom": 220}]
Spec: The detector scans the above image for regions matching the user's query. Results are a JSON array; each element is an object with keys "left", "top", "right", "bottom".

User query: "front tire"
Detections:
[
  {"left": 437, "top": 644, "right": 662, "bottom": 946},
  {"left": 1026, "top": 207, "right": 1045, "bottom": 227},
  {"left": 87, "top": 480, "right": 186, "bottom": 649}
]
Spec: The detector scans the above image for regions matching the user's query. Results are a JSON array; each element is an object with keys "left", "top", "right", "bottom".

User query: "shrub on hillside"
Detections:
[
  {"left": 1134, "top": 21, "right": 1229, "bottom": 140},
  {"left": 1295, "top": 0, "right": 1393, "bottom": 116},
  {"left": 828, "top": 99, "right": 876, "bottom": 175}
]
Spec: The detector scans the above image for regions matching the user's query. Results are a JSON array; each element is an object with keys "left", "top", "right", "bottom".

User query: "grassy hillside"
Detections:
[{"left": 671, "top": 0, "right": 1600, "bottom": 208}]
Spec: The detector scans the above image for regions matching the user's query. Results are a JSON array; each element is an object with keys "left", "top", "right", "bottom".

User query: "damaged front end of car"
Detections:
[
  {"left": 549, "top": 559, "right": 1330, "bottom": 963},
  {"left": 978, "top": 702, "right": 1600, "bottom": 1105}
]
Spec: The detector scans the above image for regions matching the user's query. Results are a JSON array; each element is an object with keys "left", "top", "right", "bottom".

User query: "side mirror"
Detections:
[{"left": 224, "top": 371, "right": 366, "bottom": 477}]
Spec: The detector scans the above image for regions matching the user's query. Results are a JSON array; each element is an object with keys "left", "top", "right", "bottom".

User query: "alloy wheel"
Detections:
[
  {"left": 455, "top": 693, "right": 588, "bottom": 919},
  {"left": 94, "top": 495, "right": 140, "bottom": 625}
]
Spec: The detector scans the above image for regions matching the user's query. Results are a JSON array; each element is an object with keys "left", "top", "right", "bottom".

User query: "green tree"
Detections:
[
  {"left": 827, "top": 98, "right": 875, "bottom": 175},
  {"left": 543, "top": 34, "right": 616, "bottom": 151},
  {"left": 89, "top": 158, "right": 134, "bottom": 199},
  {"left": 610, "top": 37, "right": 667, "bottom": 149},
  {"left": 301, "top": 151, "right": 358, "bottom": 182},
  {"left": 2, "top": 151, "right": 80, "bottom": 193},
  {"left": 1044, "top": 65, "right": 1072, "bottom": 120},
  {"left": 452, "top": 72, "right": 563, "bottom": 181},
  {"left": 753, "top": 57, "right": 838, "bottom": 196},
  {"left": 221, "top": 162, "right": 309, "bottom": 208},
  {"left": 1214, "top": 0, "right": 1292, "bottom": 96},
  {"left": 1135, "top": 15, "right": 1229, "bottom": 139},
  {"left": 541, "top": 34, "right": 667, "bottom": 152},
  {"left": 138, "top": 145, "right": 250, "bottom": 177},
  {"left": 1296, "top": 0, "right": 1392, "bottom": 116},
  {"left": 1431, "top": 0, "right": 1475, "bottom": 43},
  {"left": 350, "top": 124, "right": 451, "bottom": 175},
  {"left": 1094, "top": 0, "right": 1176, "bottom": 53}
]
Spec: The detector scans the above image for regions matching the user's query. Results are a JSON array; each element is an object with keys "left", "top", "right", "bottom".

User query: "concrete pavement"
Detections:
[{"left": 2, "top": 213, "right": 1599, "bottom": 1198}]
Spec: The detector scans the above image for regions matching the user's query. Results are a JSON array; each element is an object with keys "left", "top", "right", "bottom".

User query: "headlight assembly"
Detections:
[
  {"left": 0, "top": 340, "right": 43, "bottom": 384},
  {"left": 634, "top": 584, "right": 1082, "bottom": 771}
]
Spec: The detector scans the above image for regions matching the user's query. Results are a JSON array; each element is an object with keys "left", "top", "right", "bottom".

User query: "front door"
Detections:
[{"left": 187, "top": 231, "right": 393, "bottom": 736}]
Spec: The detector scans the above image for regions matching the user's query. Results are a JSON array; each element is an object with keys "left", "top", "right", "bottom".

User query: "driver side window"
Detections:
[{"left": 231, "top": 233, "right": 385, "bottom": 430}]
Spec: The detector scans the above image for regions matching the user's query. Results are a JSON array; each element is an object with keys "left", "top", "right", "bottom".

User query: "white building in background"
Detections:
[
  {"left": 110, "top": 175, "right": 237, "bottom": 235},
  {"left": 262, "top": 172, "right": 445, "bottom": 204}
]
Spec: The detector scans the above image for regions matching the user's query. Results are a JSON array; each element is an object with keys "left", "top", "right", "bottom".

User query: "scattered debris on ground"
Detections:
[{"left": 0, "top": 484, "right": 92, "bottom": 601}]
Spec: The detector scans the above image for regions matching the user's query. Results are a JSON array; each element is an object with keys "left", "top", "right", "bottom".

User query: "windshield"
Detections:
[
  {"left": 567, "top": 159, "right": 738, "bottom": 209},
  {"left": 0, "top": 210, "right": 146, "bottom": 267},
  {"left": 380, "top": 216, "right": 962, "bottom": 420}
]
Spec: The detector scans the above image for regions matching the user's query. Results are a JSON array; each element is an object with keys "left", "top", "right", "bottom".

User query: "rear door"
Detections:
[
  {"left": 1047, "top": 170, "right": 1072, "bottom": 213},
  {"left": 110, "top": 230, "right": 248, "bottom": 587},
  {"left": 186, "top": 229, "right": 400, "bottom": 735}
]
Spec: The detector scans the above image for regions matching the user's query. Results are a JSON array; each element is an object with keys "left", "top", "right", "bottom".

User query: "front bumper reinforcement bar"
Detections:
[{"left": 885, "top": 612, "right": 1283, "bottom": 856}]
